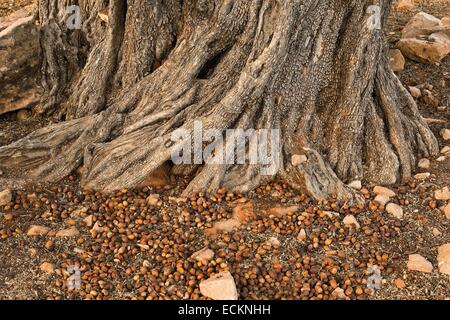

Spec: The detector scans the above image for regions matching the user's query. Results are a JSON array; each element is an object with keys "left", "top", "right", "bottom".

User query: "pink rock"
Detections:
[
  {"left": 386, "top": 203, "right": 403, "bottom": 219},
  {"left": 373, "top": 186, "right": 396, "bottom": 197},
  {"left": 407, "top": 254, "right": 433, "bottom": 273},
  {"left": 27, "top": 225, "right": 50, "bottom": 236},
  {"left": 437, "top": 244, "right": 450, "bottom": 276},
  {"left": 444, "top": 203, "right": 450, "bottom": 220},
  {"left": 200, "top": 271, "right": 238, "bottom": 300}
]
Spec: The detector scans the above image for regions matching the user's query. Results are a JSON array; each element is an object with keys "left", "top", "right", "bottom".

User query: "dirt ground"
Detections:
[{"left": 0, "top": 1, "right": 449, "bottom": 300}]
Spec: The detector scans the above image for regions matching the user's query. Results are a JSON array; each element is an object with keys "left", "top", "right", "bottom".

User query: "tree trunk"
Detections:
[{"left": 0, "top": 0, "right": 439, "bottom": 201}]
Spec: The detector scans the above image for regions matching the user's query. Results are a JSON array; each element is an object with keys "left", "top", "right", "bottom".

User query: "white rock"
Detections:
[
  {"left": 267, "top": 237, "right": 281, "bottom": 247},
  {"left": 414, "top": 172, "right": 430, "bottom": 180},
  {"left": 407, "top": 254, "right": 433, "bottom": 273},
  {"left": 375, "top": 194, "right": 391, "bottom": 206},
  {"left": 401, "top": 12, "right": 442, "bottom": 39},
  {"left": 432, "top": 228, "right": 442, "bottom": 237},
  {"left": 441, "top": 129, "right": 450, "bottom": 141},
  {"left": 441, "top": 146, "right": 450, "bottom": 154},
  {"left": 297, "top": 228, "right": 307, "bottom": 241},
  {"left": 0, "top": 189, "right": 12, "bottom": 206},
  {"left": 348, "top": 180, "right": 362, "bottom": 190},
  {"left": 83, "top": 215, "right": 94, "bottom": 227},
  {"left": 386, "top": 203, "right": 404, "bottom": 219},
  {"left": 418, "top": 158, "right": 430, "bottom": 169},
  {"left": 343, "top": 215, "right": 360, "bottom": 229},
  {"left": 199, "top": 271, "right": 238, "bottom": 300}
]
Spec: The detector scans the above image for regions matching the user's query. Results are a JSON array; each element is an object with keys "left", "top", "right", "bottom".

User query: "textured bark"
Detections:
[{"left": 0, "top": 0, "right": 439, "bottom": 201}]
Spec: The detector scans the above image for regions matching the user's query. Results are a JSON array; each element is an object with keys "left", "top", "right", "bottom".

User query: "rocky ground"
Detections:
[{"left": 0, "top": 1, "right": 449, "bottom": 300}]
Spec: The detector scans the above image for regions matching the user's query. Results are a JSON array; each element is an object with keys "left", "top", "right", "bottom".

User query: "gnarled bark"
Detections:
[{"left": 0, "top": 0, "right": 439, "bottom": 201}]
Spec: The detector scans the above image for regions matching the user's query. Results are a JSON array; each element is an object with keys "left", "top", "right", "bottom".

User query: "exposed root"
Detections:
[
  {"left": 0, "top": 0, "right": 440, "bottom": 201},
  {"left": 0, "top": 110, "right": 123, "bottom": 190}
]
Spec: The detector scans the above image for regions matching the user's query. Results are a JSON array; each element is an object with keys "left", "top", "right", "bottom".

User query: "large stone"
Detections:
[
  {"left": 398, "top": 35, "right": 450, "bottom": 64},
  {"left": 0, "top": 189, "right": 12, "bottom": 206},
  {"left": 407, "top": 254, "right": 433, "bottom": 273},
  {"left": 437, "top": 244, "right": 450, "bottom": 276},
  {"left": 401, "top": 12, "right": 442, "bottom": 39},
  {"left": 389, "top": 49, "right": 405, "bottom": 72},
  {"left": 199, "top": 271, "right": 238, "bottom": 300},
  {"left": 0, "top": 9, "right": 40, "bottom": 116}
]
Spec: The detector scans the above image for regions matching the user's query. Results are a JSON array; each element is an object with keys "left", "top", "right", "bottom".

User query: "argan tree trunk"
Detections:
[{"left": 0, "top": 0, "right": 439, "bottom": 201}]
